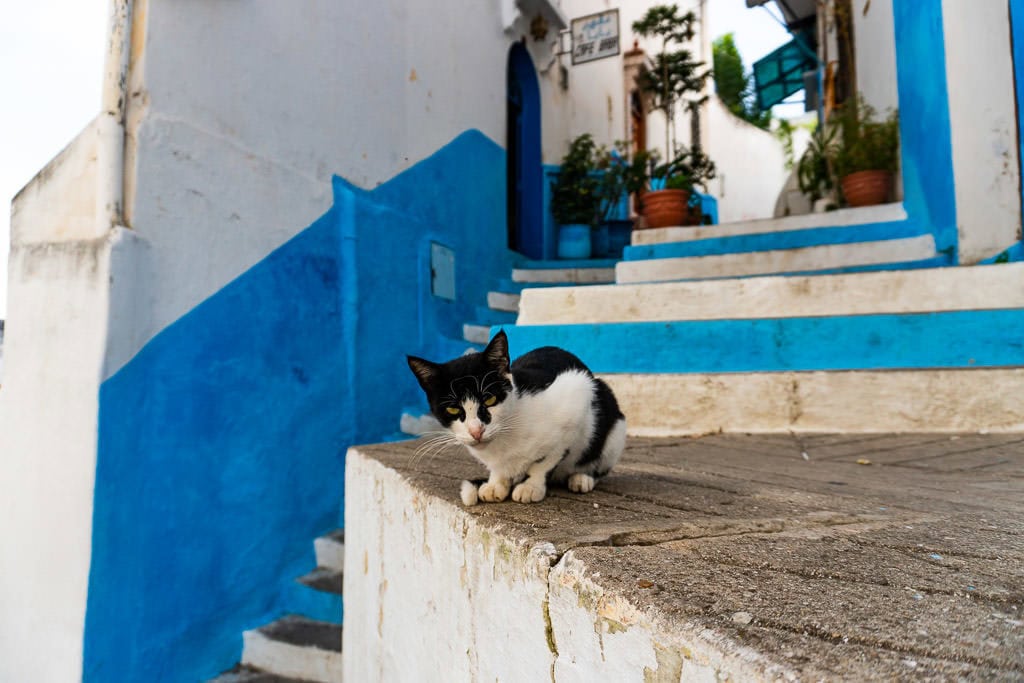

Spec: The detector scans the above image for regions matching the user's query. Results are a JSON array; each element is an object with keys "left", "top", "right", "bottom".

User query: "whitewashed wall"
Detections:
[
  {"left": 115, "top": 0, "right": 577, "bottom": 375},
  {"left": 941, "top": 0, "right": 1022, "bottom": 263},
  {"left": 0, "top": 118, "right": 112, "bottom": 683},
  {"left": 852, "top": 0, "right": 899, "bottom": 113},
  {"left": 707, "top": 97, "right": 791, "bottom": 222}
]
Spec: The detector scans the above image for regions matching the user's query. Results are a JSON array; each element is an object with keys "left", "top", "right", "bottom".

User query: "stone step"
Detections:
[
  {"left": 512, "top": 266, "right": 616, "bottom": 284},
  {"left": 631, "top": 202, "right": 906, "bottom": 247},
  {"left": 462, "top": 323, "right": 491, "bottom": 345},
  {"left": 313, "top": 530, "right": 345, "bottom": 573},
  {"left": 486, "top": 291, "right": 520, "bottom": 313},
  {"left": 615, "top": 234, "right": 936, "bottom": 284},
  {"left": 517, "top": 263, "right": 1024, "bottom": 325},
  {"left": 241, "top": 616, "right": 343, "bottom": 683},
  {"left": 297, "top": 568, "right": 343, "bottom": 596},
  {"left": 602, "top": 368, "right": 1024, "bottom": 435},
  {"left": 400, "top": 411, "right": 442, "bottom": 436}
]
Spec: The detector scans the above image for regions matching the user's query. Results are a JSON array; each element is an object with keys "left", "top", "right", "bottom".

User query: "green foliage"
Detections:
[
  {"left": 551, "top": 134, "right": 599, "bottom": 226},
  {"left": 795, "top": 95, "right": 899, "bottom": 205},
  {"left": 594, "top": 142, "right": 650, "bottom": 221},
  {"left": 712, "top": 33, "right": 771, "bottom": 130},
  {"left": 831, "top": 96, "right": 900, "bottom": 177},
  {"left": 649, "top": 146, "right": 716, "bottom": 193},
  {"left": 796, "top": 124, "right": 838, "bottom": 202},
  {"left": 632, "top": 5, "right": 711, "bottom": 153}
]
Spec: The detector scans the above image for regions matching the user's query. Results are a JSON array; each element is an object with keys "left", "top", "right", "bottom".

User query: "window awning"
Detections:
[{"left": 752, "top": 29, "right": 818, "bottom": 110}]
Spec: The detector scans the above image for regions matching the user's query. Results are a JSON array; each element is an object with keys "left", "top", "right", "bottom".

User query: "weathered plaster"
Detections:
[
  {"left": 602, "top": 369, "right": 1024, "bottom": 435},
  {"left": 518, "top": 262, "right": 1024, "bottom": 325},
  {"left": 942, "top": 0, "right": 1022, "bottom": 263}
]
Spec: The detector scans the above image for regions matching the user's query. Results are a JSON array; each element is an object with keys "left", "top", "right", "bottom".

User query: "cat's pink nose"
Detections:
[{"left": 469, "top": 425, "right": 485, "bottom": 442}]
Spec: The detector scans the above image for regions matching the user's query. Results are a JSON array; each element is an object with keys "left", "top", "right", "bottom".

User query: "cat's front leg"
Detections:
[
  {"left": 511, "top": 458, "right": 556, "bottom": 503},
  {"left": 478, "top": 474, "right": 511, "bottom": 502}
]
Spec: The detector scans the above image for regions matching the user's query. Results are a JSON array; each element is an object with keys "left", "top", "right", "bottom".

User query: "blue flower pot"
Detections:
[
  {"left": 591, "top": 223, "right": 610, "bottom": 258},
  {"left": 604, "top": 219, "right": 633, "bottom": 258},
  {"left": 557, "top": 224, "right": 591, "bottom": 259}
]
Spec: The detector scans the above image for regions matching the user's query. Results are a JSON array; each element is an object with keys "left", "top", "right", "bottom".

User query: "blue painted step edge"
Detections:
[
  {"left": 499, "top": 308, "right": 1024, "bottom": 374},
  {"left": 623, "top": 220, "right": 924, "bottom": 261},
  {"left": 494, "top": 279, "right": 608, "bottom": 294},
  {"left": 475, "top": 306, "right": 517, "bottom": 325}
]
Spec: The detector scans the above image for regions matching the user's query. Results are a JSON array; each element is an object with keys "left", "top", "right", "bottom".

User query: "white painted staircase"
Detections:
[
  {"left": 509, "top": 261, "right": 1024, "bottom": 434},
  {"left": 211, "top": 530, "right": 345, "bottom": 682}
]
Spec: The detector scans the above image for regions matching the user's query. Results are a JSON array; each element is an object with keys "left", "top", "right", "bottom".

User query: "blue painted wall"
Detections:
[
  {"left": 503, "top": 309, "right": 1024, "bottom": 374},
  {"left": 85, "top": 130, "right": 512, "bottom": 681}
]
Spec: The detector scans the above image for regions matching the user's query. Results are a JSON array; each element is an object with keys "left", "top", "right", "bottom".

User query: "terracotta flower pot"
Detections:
[
  {"left": 640, "top": 189, "right": 694, "bottom": 229},
  {"left": 841, "top": 170, "right": 892, "bottom": 207}
]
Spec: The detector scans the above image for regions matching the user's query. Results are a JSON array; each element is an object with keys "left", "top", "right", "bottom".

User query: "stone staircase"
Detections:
[
  {"left": 413, "top": 213, "right": 1024, "bottom": 435},
  {"left": 210, "top": 531, "right": 345, "bottom": 682}
]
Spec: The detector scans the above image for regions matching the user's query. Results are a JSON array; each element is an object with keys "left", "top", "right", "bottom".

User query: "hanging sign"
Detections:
[{"left": 571, "top": 9, "right": 620, "bottom": 65}]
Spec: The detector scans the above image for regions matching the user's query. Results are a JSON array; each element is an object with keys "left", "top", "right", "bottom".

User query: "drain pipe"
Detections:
[{"left": 97, "top": 0, "right": 133, "bottom": 230}]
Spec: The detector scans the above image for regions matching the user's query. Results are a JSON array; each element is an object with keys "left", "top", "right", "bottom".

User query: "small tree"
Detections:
[
  {"left": 712, "top": 33, "right": 771, "bottom": 129},
  {"left": 632, "top": 5, "right": 710, "bottom": 157}
]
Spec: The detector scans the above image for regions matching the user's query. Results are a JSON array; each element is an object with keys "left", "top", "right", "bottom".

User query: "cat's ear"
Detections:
[
  {"left": 483, "top": 330, "right": 510, "bottom": 374},
  {"left": 407, "top": 356, "right": 440, "bottom": 390}
]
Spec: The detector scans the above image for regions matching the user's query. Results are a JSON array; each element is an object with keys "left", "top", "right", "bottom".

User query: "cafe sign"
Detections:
[{"left": 571, "top": 9, "right": 620, "bottom": 65}]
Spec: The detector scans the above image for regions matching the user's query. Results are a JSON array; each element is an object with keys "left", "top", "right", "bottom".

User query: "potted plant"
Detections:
[
  {"left": 595, "top": 143, "right": 649, "bottom": 256},
  {"left": 796, "top": 123, "right": 839, "bottom": 211},
  {"left": 643, "top": 145, "right": 716, "bottom": 227},
  {"left": 632, "top": 4, "right": 714, "bottom": 228},
  {"left": 550, "top": 134, "right": 599, "bottom": 259},
  {"left": 832, "top": 96, "right": 899, "bottom": 207}
]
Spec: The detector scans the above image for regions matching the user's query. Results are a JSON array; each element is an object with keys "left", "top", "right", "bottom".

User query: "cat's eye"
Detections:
[
  {"left": 445, "top": 406, "right": 460, "bottom": 415},
  {"left": 484, "top": 396, "right": 497, "bottom": 407}
]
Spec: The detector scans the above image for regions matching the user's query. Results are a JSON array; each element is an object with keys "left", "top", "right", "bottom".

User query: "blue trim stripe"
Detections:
[
  {"left": 623, "top": 221, "right": 925, "bottom": 261},
  {"left": 501, "top": 309, "right": 1024, "bottom": 374}
]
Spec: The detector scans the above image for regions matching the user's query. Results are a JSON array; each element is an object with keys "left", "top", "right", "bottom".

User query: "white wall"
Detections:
[
  {"left": 108, "top": 0, "right": 574, "bottom": 374},
  {"left": 706, "top": 97, "right": 790, "bottom": 222},
  {"left": 0, "top": 119, "right": 113, "bottom": 683},
  {"left": 852, "top": 0, "right": 898, "bottom": 113},
  {"left": 941, "top": 0, "right": 1022, "bottom": 263}
]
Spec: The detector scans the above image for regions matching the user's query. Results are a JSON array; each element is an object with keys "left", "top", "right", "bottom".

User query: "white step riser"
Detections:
[
  {"left": 519, "top": 263, "right": 1024, "bottom": 325},
  {"left": 241, "top": 631, "right": 343, "bottom": 683},
  {"left": 314, "top": 537, "right": 345, "bottom": 573},
  {"left": 512, "top": 267, "right": 615, "bottom": 284},
  {"left": 632, "top": 203, "right": 907, "bottom": 246},
  {"left": 615, "top": 235, "right": 936, "bottom": 284},
  {"left": 486, "top": 291, "right": 520, "bottom": 313},
  {"left": 462, "top": 324, "right": 491, "bottom": 345},
  {"left": 400, "top": 411, "right": 443, "bottom": 436},
  {"left": 602, "top": 369, "right": 1024, "bottom": 436}
]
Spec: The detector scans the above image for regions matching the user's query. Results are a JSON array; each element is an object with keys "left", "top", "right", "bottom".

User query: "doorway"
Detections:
[{"left": 506, "top": 42, "right": 544, "bottom": 259}]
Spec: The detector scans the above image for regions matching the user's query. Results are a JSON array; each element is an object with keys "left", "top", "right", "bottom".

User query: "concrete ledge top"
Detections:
[{"left": 353, "top": 433, "right": 1024, "bottom": 680}]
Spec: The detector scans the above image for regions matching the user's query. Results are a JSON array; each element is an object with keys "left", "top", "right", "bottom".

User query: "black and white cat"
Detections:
[{"left": 407, "top": 330, "right": 626, "bottom": 505}]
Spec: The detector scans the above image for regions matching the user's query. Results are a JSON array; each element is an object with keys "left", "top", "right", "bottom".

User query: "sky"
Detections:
[
  {"left": 0, "top": 0, "right": 794, "bottom": 320},
  {"left": 0, "top": 0, "right": 108, "bottom": 318}
]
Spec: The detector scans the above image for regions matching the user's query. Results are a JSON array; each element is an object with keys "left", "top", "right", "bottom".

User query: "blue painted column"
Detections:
[{"left": 892, "top": 0, "right": 958, "bottom": 259}]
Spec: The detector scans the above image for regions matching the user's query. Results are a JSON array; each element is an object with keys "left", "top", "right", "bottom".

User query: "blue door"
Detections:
[{"left": 507, "top": 43, "right": 545, "bottom": 259}]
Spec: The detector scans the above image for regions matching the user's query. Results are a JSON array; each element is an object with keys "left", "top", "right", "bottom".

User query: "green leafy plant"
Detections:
[
  {"left": 648, "top": 146, "right": 716, "bottom": 194},
  {"left": 832, "top": 96, "right": 899, "bottom": 178},
  {"left": 594, "top": 143, "right": 650, "bottom": 222},
  {"left": 551, "top": 134, "right": 599, "bottom": 226},
  {"left": 632, "top": 5, "right": 711, "bottom": 157},
  {"left": 796, "top": 123, "right": 838, "bottom": 202}
]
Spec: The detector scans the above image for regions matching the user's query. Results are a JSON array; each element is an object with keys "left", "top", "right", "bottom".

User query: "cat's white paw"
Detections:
[
  {"left": 478, "top": 480, "right": 510, "bottom": 502},
  {"left": 512, "top": 480, "right": 546, "bottom": 503},
  {"left": 567, "top": 473, "right": 595, "bottom": 493},
  {"left": 460, "top": 480, "right": 480, "bottom": 506}
]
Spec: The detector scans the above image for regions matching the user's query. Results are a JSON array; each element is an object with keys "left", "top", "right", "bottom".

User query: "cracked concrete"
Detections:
[{"left": 344, "top": 433, "right": 1023, "bottom": 681}]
